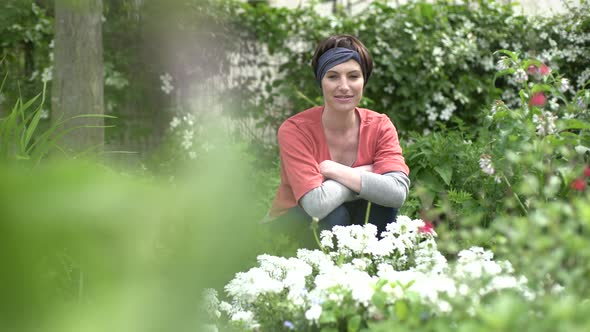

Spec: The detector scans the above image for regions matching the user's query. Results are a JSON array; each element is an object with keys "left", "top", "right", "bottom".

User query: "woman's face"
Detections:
[{"left": 321, "top": 59, "right": 364, "bottom": 114}]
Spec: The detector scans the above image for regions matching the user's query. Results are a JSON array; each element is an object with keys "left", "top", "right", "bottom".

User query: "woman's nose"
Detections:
[{"left": 338, "top": 78, "right": 350, "bottom": 90}]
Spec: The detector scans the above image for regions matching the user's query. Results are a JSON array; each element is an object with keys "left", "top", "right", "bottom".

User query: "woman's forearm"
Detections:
[
  {"left": 320, "top": 160, "right": 410, "bottom": 208},
  {"left": 319, "top": 160, "right": 368, "bottom": 193},
  {"left": 299, "top": 180, "right": 357, "bottom": 219}
]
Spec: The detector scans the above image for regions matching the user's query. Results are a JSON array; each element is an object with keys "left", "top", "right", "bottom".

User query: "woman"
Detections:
[{"left": 267, "top": 34, "right": 410, "bottom": 243}]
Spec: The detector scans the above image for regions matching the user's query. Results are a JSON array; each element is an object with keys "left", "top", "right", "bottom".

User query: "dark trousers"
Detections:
[{"left": 270, "top": 200, "right": 398, "bottom": 249}]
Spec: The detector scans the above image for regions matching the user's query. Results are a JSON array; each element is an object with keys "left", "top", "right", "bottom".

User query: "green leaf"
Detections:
[
  {"left": 394, "top": 300, "right": 409, "bottom": 321},
  {"left": 23, "top": 85, "right": 47, "bottom": 150},
  {"left": 559, "top": 119, "right": 590, "bottom": 131},
  {"left": 319, "top": 311, "right": 338, "bottom": 324},
  {"left": 433, "top": 165, "right": 453, "bottom": 186},
  {"left": 531, "top": 84, "right": 553, "bottom": 94},
  {"left": 493, "top": 49, "right": 519, "bottom": 61},
  {"left": 347, "top": 315, "right": 362, "bottom": 332},
  {"left": 372, "top": 291, "right": 388, "bottom": 311}
]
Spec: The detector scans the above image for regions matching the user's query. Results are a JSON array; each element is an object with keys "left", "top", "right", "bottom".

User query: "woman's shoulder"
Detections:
[
  {"left": 280, "top": 106, "right": 323, "bottom": 128},
  {"left": 357, "top": 107, "right": 391, "bottom": 124}
]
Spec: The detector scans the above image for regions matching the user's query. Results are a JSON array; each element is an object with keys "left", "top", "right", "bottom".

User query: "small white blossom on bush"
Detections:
[
  {"left": 496, "top": 55, "right": 511, "bottom": 71},
  {"left": 513, "top": 68, "right": 528, "bottom": 83},
  {"left": 41, "top": 66, "right": 53, "bottom": 83},
  {"left": 479, "top": 154, "right": 495, "bottom": 175},
  {"left": 532, "top": 111, "right": 558, "bottom": 136},
  {"left": 169, "top": 116, "right": 181, "bottom": 129},
  {"left": 160, "top": 72, "right": 174, "bottom": 94},
  {"left": 559, "top": 78, "right": 571, "bottom": 93}
]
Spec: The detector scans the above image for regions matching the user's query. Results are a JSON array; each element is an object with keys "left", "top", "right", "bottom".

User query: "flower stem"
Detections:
[
  {"left": 311, "top": 217, "right": 324, "bottom": 251},
  {"left": 364, "top": 202, "right": 372, "bottom": 225},
  {"left": 502, "top": 174, "right": 528, "bottom": 214}
]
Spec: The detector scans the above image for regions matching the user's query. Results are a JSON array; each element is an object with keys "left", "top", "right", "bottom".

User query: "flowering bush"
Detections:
[
  {"left": 204, "top": 217, "right": 533, "bottom": 331},
  {"left": 229, "top": 0, "right": 590, "bottom": 137},
  {"left": 399, "top": 50, "right": 590, "bottom": 295}
]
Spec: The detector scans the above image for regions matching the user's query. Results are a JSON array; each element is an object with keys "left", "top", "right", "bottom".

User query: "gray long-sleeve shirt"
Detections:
[{"left": 299, "top": 171, "right": 410, "bottom": 219}]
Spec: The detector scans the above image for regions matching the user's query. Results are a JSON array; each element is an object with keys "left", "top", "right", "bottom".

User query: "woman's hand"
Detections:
[{"left": 319, "top": 160, "right": 341, "bottom": 179}]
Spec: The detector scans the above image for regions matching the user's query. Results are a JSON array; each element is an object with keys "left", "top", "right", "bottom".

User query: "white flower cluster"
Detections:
[
  {"left": 496, "top": 55, "right": 512, "bottom": 71},
  {"left": 532, "top": 111, "right": 558, "bottom": 136},
  {"left": 479, "top": 154, "right": 501, "bottom": 183},
  {"left": 425, "top": 93, "right": 459, "bottom": 123},
  {"left": 205, "top": 217, "right": 532, "bottom": 331},
  {"left": 160, "top": 73, "right": 174, "bottom": 95},
  {"left": 479, "top": 154, "right": 495, "bottom": 175},
  {"left": 513, "top": 68, "right": 528, "bottom": 84},
  {"left": 168, "top": 113, "right": 209, "bottom": 160}
]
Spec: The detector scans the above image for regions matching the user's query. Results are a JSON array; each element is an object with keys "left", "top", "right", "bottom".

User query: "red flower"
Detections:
[
  {"left": 571, "top": 178, "right": 586, "bottom": 191},
  {"left": 584, "top": 166, "right": 590, "bottom": 178},
  {"left": 419, "top": 222, "right": 435, "bottom": 234},
  {"left": 539, "top": 64, "right": 551, "bottom": 75},
  {"left": 530, "top": 92, "right": 547, "bottom": 107},
  {"left": 527, "top": 65, "right": 538, "bottom": 75}
]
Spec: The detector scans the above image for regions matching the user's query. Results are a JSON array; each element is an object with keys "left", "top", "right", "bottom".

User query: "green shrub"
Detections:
[{"left": 229, "top": 0, "right": 590, "bottom": 137}]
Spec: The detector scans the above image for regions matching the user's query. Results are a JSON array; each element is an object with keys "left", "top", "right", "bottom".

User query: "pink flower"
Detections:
[
  {"left": 419, "top": 221, "right": 435, "bottom": 234},
  {"left": 539, "top": 64, "right": 551, "bottom": 76},
  {"left": 584, "top": 166, "right": 590, "bottom": 178},
  {"left": 571, "top": 178, "right": 586, "bottom": 191},
  {"left": 530, "top": 92, "right": 547, "bottom": 107}
]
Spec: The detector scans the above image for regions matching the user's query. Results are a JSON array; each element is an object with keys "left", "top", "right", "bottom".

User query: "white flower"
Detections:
[
  {"left": 231, "top": 310, "right": 257, "bottom": 328},
  {"left": 181, "top": 130, "right": 194, "bottom": 150},
  {"left": 479, "top": 154, "right": 495, "bottom": 175},
  {"left": 218, "top": 301, "right": 232, "bottom": 314},
  {"left": 170, "top": 117, "right": 181, "bottom": 129},
  {"left": 549, "top": 98, "right": 559, "bottom": 111},
  {"left": 433, "top": 92, "right": 445, "bottom": 103},
  {"left": 41, "top": 66, "right": 53, "bottom": 82},
  {"left": 29, "top": 70, "right": 39, "bottom": 81},
  {"left": 532, "top": 111, "right": 558, "bottom": 136},
  {"left": 559, "top": 78, "right": 570, "bottom": 93},
  {"left": 426, "top": 104, "right": 438, "bottom": 122},
  {"left": 496, "top": 56, "right": 510, "bottom": 71},
  {"left": 183, "top": 114, "right": 195, "bottom": 126},
  {"left": 160, "top": 72, "right": 174, "bottom": 94},
  {"left": 305, "top": 304, "right": 322, "bottom": 322},
  {"left": 297, "top": 249, "right": 333, "bottom": 271},
  {"left": 224, "top": 267, "right": 284, "bottom": 303},
  {"left": 440, "top": 103, "right": 456, "bottom": 121},
  {"left": 319, "top": 230, "right": 334, "bottom": 249},
  {"left": 513, "top": 68, "right": 528, "bottom": 83}
]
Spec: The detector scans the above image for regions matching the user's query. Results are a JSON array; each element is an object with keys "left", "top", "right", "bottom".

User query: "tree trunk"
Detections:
[{"left": 52, "top": 0, "right": 104, "bottom": 155}]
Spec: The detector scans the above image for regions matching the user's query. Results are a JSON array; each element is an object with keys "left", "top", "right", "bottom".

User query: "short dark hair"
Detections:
[{"left": 311, "top": 34, "right": 373, "bottom": 85}]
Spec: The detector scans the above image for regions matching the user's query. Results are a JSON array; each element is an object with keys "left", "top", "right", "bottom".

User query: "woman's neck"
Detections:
[{"left": 322, "top": 106, "right": 358, "bottom": 132}]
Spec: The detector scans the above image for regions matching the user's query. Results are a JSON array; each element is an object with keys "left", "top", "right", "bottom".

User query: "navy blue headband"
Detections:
[{"left": 316, "top": 47, "right": 362, "bottom": 84}]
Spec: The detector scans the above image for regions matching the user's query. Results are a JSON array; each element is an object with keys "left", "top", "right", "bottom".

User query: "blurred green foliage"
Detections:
[{"left": 0, "top": 147, "right": 272, "bottom": 331}]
